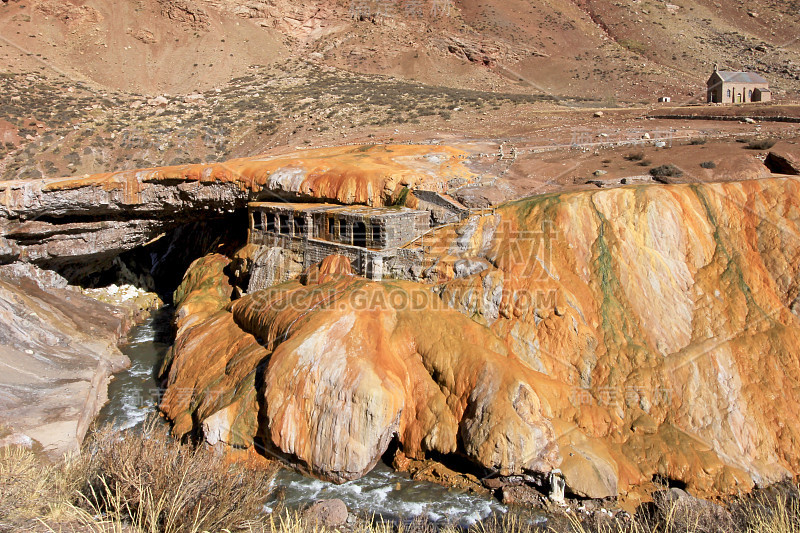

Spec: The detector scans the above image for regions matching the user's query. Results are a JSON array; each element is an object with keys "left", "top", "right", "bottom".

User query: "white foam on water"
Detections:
[
  {"left": 127, "top": 362, "right": 152, "bottom": 379},
  {"left": 116, "top": 391, "right": 150, "bottom": 431},
  {"left": 97, "top": 310, "right": 171, "bottom": 431},
  {"left": 270, "top": 463, "right": 505, "bottom": 526}
]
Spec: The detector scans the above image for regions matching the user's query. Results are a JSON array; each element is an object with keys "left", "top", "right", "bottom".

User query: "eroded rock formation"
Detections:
[
  {"left": 0, "top": 144, "right": 476, "bottom": 275},
  {"left": 0, "top": 263, "right": 136, "bottom": 456},
  {"left": 160, "top": 175, "right": 800, "bottom": 502},
  {"left": 161, "top": 254, "right": 563, "bottom": 482},
  {"left": 437, "top": 177, "right": 800, "bottom": 498}
]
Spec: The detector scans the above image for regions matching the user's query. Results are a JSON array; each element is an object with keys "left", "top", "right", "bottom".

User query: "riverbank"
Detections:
[
  {"left": 0, "top": 263, "right": 161, "bottom": 458},
  {"left": 1, "top": 418, "right": 799, "bottom": 533}
]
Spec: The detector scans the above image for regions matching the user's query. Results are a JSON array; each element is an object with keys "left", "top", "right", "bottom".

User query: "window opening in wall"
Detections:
[
  {"left": 294, "top": 216, "right": 306, "bottom": 236},
  {"left": 371, "top": 224, "right": 382, "bottom": 246},
  {"left": 279, "top": 214, "right": 291, "bottom": 235},
  {"left": 353, "top": 221, "right": 367, "bottom": 248}
]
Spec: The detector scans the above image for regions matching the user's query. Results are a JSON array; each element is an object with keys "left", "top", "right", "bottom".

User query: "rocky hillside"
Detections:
[
  {"left": 1, "top": 0, "right": 797, "bottom": 189},
  {"left": 1, "top": 0, "right": 798, "bottom": 100},
  {"left": 155, "top": 172, "right": 800, "bottom": 503}
]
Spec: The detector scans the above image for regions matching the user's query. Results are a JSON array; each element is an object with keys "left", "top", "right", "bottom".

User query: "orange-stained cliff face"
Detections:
[
  {"left": 437, "top": 176, "right": 800, "bottom": 498},
  {"left": 0, "top": 144, "right": 477, "bottom": 271},
  {"left": 0, "top": 144, "right": 475, "bottom": 212},
  {"left": 160, "top": 175, "right": 800, "bottom": 501},
  {"left": 162, "top": 253, "right": 565, "bottom": 482}
]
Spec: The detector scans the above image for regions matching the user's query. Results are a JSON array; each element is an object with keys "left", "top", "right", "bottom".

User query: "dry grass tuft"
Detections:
[
  {"left": 746, "top": 139, "right": 777, "bottom": 150},
  {"left": 0, "top": 445, "right": 59, "bottom": 526},
  {"left": 0, "top": 445, "right": 85, "bottom": 531},
  {"left": 0, "top": 416, "right": 276, "bottom": 532},
  {"left": 3, "top": 418, "right": 800, "bottom": 533},
  {"left": 79, "top": 417, "right": 276, "bottom": 533}
]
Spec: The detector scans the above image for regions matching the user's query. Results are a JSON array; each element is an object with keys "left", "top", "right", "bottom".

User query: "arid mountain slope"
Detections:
[{"left": 0, "top": 0, "right": 797, "bottom": 99}]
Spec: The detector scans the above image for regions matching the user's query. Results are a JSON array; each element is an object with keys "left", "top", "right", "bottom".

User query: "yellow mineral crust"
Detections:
[
  {"left": 7, "top": 144, "right": 475, "bottom": 207},
  {"left": 161, "top": 174, "right": 800, "bottom": 500}
]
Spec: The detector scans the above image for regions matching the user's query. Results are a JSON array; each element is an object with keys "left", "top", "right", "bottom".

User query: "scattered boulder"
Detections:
[
  {"left": 148, "top": 95, "right": 169, "bottom": 107},
  {"left": 500, "top": 484, "right": 548, "bottom": 506},
  {"left": 128, "top": 28, "right": 157, "bottom": 44},
  {"left": 558, "top": 434, "right": 619, "bottom": 500},
  {"left": 304, "top": 499, "right": 348, "bottom": 528},
  {"left": 184, "top": 93, "right": 205, "bottom": 104},
  {"left": 454, "top": 258, "right": 489, "bottom": 278},
  {"left": 639, "top": 488, "right": 734, "bottom": 531}
]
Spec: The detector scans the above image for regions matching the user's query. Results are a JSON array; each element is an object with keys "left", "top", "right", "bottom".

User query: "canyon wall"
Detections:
[
  {"left": 437, "top": 177, "right": 800, "bottom": 498},
  {"left": 160, "top": 175, "right": 800, "bottom": 501},
  {"left": 0, "top": 263, "right": 136, "bottom": 456},
  {"left": 5, "top": 144, "right": 800, "bottom": 502},
  {"left": 0, "top": 144, "right": 476, "bottom": 275}
]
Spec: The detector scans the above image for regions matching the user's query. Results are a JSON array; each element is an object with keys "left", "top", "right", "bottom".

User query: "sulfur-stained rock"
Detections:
[
  {"left": 437, "top": 176, "right": 800, "bottom": 498},
  {"left": 162, "top": 254, "right": 564, "bottom": 483},
  {"left": 241, "top": 277, "right": 563, "bottom": 482},
  {"left": 0, "top": 144, "right": 480, "bottom": 273},
  {"left": 555, "top": 420, "right": 619, "bottom": 499},
  {"left": 160, "top": 254, "right": 263, "bottom": 444},
  {"left": 161, "top": 174, "right": 800, "bottom": 500}
]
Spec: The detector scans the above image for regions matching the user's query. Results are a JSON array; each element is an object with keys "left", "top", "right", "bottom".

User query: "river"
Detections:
[{"left": 96, "top": 310, "right": 506, "bottom": 527}]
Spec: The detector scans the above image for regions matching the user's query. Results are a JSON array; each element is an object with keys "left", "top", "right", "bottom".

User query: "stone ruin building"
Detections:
[{"left": 247, "top": 201, "right": 436, "bottom": 288}]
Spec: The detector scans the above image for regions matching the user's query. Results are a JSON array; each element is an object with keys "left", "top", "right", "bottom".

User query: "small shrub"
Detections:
[
  {"left": 650, "top": 164, "right": 683, "bottom": 180},
  {"left": 637, "top": 159, "right": 652, "bottom": 167},
  {"left": 619, "top": 39, "right": 648, "bottom": 55},
  {"left": 689, "top": 137, "right": 707, "bottom": 145},
  {"left": 747, "top": 139, "right": 777, "bottom": 150},
  {"left": 700, "top": 161, "right": 717, "bottom": 169},
  {"left": 0, "top": 444, "right": 85, "bottom": 527},
  {"left": 78, "top": 417, "right": 277, "bottom": 532},
  {"left": 625, "top": 152, "right": 644, "bottom": 161}
]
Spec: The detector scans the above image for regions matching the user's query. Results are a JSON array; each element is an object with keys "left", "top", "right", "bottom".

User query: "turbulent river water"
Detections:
[{"left": 96, "top": 310, "right": 506, "bottom": 526}]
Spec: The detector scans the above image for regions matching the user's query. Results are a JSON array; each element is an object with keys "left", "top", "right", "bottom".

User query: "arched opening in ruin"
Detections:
[{"left": 353, "top": 221, "right": 367, "bottom": 248}]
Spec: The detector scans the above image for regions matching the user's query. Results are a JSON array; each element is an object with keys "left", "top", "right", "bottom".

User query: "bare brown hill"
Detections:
[{"left": 0, "top": 0, "right": 797, "bottom": 100}]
